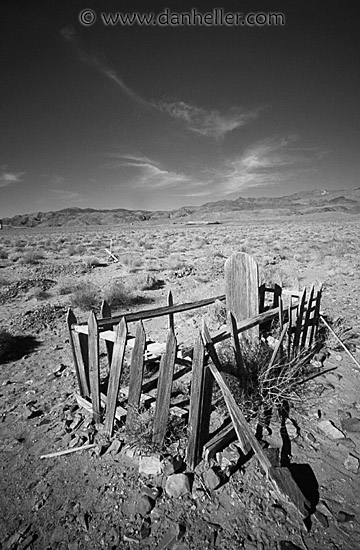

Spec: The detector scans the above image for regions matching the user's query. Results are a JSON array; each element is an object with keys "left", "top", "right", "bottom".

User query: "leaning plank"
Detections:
[
  {"left": 104, "top": 318, "right": 128, "bottom": 437},
  {"left": 187, "top": 333, "right": 206, "bottom": 470},
  {"left": 97, "top": 294, "right": 226, "bottom": 327},
  {"left": 152, "top": 329, "right": 177, "bottom": 446},
  {"left": 88, "top": 311, "right": 101, "bottom": 425},
  {"left": 320, "top": 315, "right": 360, "bottom": 371},
  {"left": 225, "top": 252, "right": 259, "bottom": 342},
  {"left": 209, "top": 362, "right": 311, "bottom": 519},
  {"left": 208, "top": 362, "right": 270, "bottom": 471},
  {"left": 66, "top": 308, "right": 89, "bottom": 397},
  {"left": 201, "top": 321, "right": 251, "bottom": 455},
  {"left": 267, "top": 323, "right": 288, "bottom": 372},
  {"left": 309, "top": 284, "right": 322, "bottom": 345},
  {"left": 100, "top": 300, "right": 114, "bottom": 367},
  {"left": 126, "top": 321, "right": 146, "bottom": 429}
]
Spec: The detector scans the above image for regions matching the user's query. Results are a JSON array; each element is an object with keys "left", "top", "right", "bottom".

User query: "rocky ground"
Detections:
[{"left": 1, "top": 219, "right": 360, "bottom": 550}]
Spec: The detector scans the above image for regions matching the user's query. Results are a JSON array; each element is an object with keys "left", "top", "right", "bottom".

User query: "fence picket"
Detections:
[
  {"left": 100, "top": 300, "right": 114, "bottom": 367},
  {"left": 126, "top": 321, "right": 146, "bottom": 430},
  {"left": 104, "top": 318, "right": 128, "bottom": 437},
  {"left": 152, "top": 329, "right": 177, "bottom": 447},
  {"left": 66, "top": 308, "right": 90, "bottom": 397},
  {"left": 88, "top": 311, "right": 101, "bottom": 425}
]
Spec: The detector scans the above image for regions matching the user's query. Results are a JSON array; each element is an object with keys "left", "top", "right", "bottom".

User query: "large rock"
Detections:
[
  {"left": 165, "top": 474, "right": 192, "bottom": 498},
  {"left": 318, "top": 420, "right": 345, "bottom": 439},
  {"left": 139, "top": 455, "right": 162, "bottom": 476}
]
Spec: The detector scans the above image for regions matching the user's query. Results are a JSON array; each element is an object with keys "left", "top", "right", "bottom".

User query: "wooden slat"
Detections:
[
  {"left": 267, "top": 323, "right": 288, "bottom": 371},
  {"left": 273, "top": 284, "right": 282, "bottom": 308},
  {"left": 104, "top": 318, "right": 128, "bottom": 437},
  {"left": 88, "top": 311, "right": 101, "bottom": 425},
  {"left": 287, "top": 303, "right": 293, "bottom": 360},
  {"left": 126, "top": 321, "right": 146, "bottom": 429},
  {"left": 187, "top": 334, "right": 208, "bottom": 470},
  {"left": 278, "top": 296, "right": 284, "bottom": 331},
  {"left": 228, "top": 311, "right": 246, "bottom": 383},
  {"left": 301, "top": 285, "right": 315, "bottom": 349},
  {"left": 100, "top": 300, "right": 114, "bottom": 367},
  {"left": 310, "top": 284, "right": 323, "bottom": 345},
  {"left": 292, "top": 289, "right": 306, "bottom": 358},
  {"left": 75, "top": 393, "right": 126, "bottom": 420},
  {"left": 167, "top": 290, "right": 174, "bottom": 330},
  {"left": 225, "top": 253, "right": 259, "bottom": 342},
  {"left": 66, "top": 309, "right": 90, "bottom": 397},
  {"left": 203, "top": 421, "right": 236, "bottom": 462},
  {"left": 97, "top": 294, "right": 226, "bottom": 327},
  {"left": 258, "top": 283, "right": 266, "bottom": 313},
  {"left": 208, "top": 362, "right": 311, "bottom": 519},
  {"left": 152, "top": 329, "right": 177, "bottom": 447},
  {"left": 201, "top": 321, "right": 251, "bottom": 455}
]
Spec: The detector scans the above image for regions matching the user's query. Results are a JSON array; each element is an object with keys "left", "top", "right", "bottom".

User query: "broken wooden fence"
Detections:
[{"left": 66, "top": 253, "right": 322, "bottom": 472}]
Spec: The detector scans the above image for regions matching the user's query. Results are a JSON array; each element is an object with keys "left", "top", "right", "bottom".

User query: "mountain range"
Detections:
[{"left": 3, "top": 188, "right": 360, "bottom": 227}]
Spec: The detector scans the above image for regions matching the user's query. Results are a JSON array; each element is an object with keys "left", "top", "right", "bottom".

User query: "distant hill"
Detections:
[{"left": 3, "top": 188, "right": 360, "bottom": 227}]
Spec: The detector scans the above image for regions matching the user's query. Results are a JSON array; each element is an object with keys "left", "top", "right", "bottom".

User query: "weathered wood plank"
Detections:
[
  {"left": 258, "top": 283, "right": 266, "bottom": 313},
  {"left": 310, "top": 284, "right": 322, "bottom": 345},
  {"left": 201, "top": 321, "right": 251, "bottom": 455},
  {"left": 203, "top": 421, "right": 236, "bottom": 462},
  {"left": 66, "top": 308, "right": 89, "bottom": 397},
  {"left": 273, "top": 284, "right": 282, "bottom": 308},
  {"left": 301, "top": 285, "right": 315, "bottom": 349},
  {"left": 100, "top": 300, "right": 114, "bottom": 367},
  {"left": 97, "top": 294, "right": 226, "bottom": 327},
  {"left": 167, "top": 290, "right": 174, "bottom": 330},
  {"left": 187, "top": 334, "right": 207, "bottom": 470},
  {"left": 126, "top": 321, "right": 146, "bottom": 430},
  {"left": 88, "top": 311, "right": 101, "bottom": 425},
  {"left": 75, "top": 393, "right": 127, "bottom": 420},
  {"left": 292, "top": 289, "right": 307, "bottom": 358},
  {"left": 152, "top": 329, "right": 177, "bottom": 447},
  {"left": 104, "top": 318, "right": 128, "bottom": 437},
  {"left": 225, "top": 252, "right": 259, "bottom": 342},
  {"left": 228, "top": 311, "right": 246, "bottom": 383}
]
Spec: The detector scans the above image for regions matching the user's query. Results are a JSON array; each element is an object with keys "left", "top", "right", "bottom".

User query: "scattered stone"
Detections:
[
  {"left": 165, "top": 474, "right": 192, "bottom": 498},
  {"left": 137, "top": 494, "right": 154, "bottom": 517},
  {"left": 157, "top": 523, "right": 185, "bottom": 550},
  {"left": 139, "top": 455, "right": 162, "bottom": 476},
  {"left": 307, "top": 432, "right": 316, "bottom": 443},
  {"left": 105, "top": 439, "right": 122, "bottom": 456},
  {"left": 271, "top": 504, "right": 287, "bottom": 522},
  {"left": 335, "top": 354, "right": 343, "bottom": 362},
  {"left": 140, "top": 517, "right": 151, "bottom": 539},
  {"left": 337, "top": 438, "right": 356, "bottom": 450},
  {"left": 337, "top": 409, "right": 351, "bottom": 421},
  {"left": 341, "top": 417, "right": 360, "bottom": 433},
  {"left": 314, "top": 510, "right": 329, "bottom": 527},
  {"left": 337, "top": 511, "right": 355, "bottom": 523},
  {"left": 318, "top": 420, "right": 345, "bottom": 439},
  {"left": 161, "top": 455, "right": 184, "bottom": 476},
  {"left": 203, "top": 468, "right": 221, "bottom": 491},
  {"left": 142, "top": 485, "right": 161, "bottom": 500},
  {"left": 344, "top": 453, "right": 359, "bottom": 473}
]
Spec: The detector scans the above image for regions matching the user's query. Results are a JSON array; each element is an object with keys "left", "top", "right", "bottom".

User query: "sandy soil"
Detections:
[{"left": 1, "top": 217, "right": 360, "bottom": 550}]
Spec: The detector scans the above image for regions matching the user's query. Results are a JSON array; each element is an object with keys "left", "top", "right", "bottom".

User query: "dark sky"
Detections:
[{"left": 1, "top": 0, "right": 359, "bottom": 216}]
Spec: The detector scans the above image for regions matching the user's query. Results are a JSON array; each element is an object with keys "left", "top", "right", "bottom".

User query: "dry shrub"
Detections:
[
  {"left": 20, "top": 250, "right": 44, "bottom": 265},
  {"left": 71, "top": 282, "right": 98, "bottom": 311},
  {"left": 102, "top": 280, "right": 130, "bottom": 307}
]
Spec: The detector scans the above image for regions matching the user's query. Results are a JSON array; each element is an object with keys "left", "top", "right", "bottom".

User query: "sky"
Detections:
[{"left": 1, "top": 0, "right": 360, "bottom": 217}]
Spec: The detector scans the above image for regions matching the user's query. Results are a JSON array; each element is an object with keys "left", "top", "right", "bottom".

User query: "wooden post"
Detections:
[
  {"left": 228, "top": 312, "right": 246, "bottom": 383},
  {"left": 66, "top": 308, "right": 90, "bottom": 397},
  {"left": 273, "top": 284, "right": 282, "bottom": 309},
  {"left": 88, "top": 311, "right": 101, "bottom": 425},
  {"left": 104, "top": 318, "right": 128, "bottom": 437},
  {"left": 292, "top": 289, "right": 306, "bottom": 358},
  {"left": 126, "top": 321, "right": 146, "bottom": 430},
  {"left": 225, "top": 253, "right": 259, "bottom": 343},
  {"left": 152, "top": 329, "right": 177, "bottom": 447},
  {"left": 100, "top": 300, "right": 114, "bottom": 367},
  {"left": 258, "top": 283, "right": 266, "bottom": 313},
  {"left": 167, "top": 290, "right": 174, "bottom": 330},
  {"left": 187, "top": 333, "right": 213, "bottom": 470},
  {"left": 301, "top": 285, "right": 314, "bottom": 349}
]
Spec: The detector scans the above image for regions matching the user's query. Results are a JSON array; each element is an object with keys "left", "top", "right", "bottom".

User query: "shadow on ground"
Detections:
[{"left": 0, "top": 331, "right": 40, "bottom": 364}]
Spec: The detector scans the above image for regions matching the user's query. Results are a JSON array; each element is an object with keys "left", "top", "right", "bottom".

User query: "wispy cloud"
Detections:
[
  {"left": 158, "top": 101, "right": 257, "bottom": 140},
  {"left": 49, "top": 188, "right": 82, "bottom": 202},
  {"left": 222, "top": 136, "right": 323, "bottom": 193},
  {"left": 61, "top": 28, "right": 256, "bottom": 140},
  {"left": 0, "top": 169, "right": 25, "bottom": 188},
  {"left": 109, "top": 154, "right": 192, "bottom": 190},
  {"left": 60, "top": 28, "right": 148, "bottom": 107}
]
